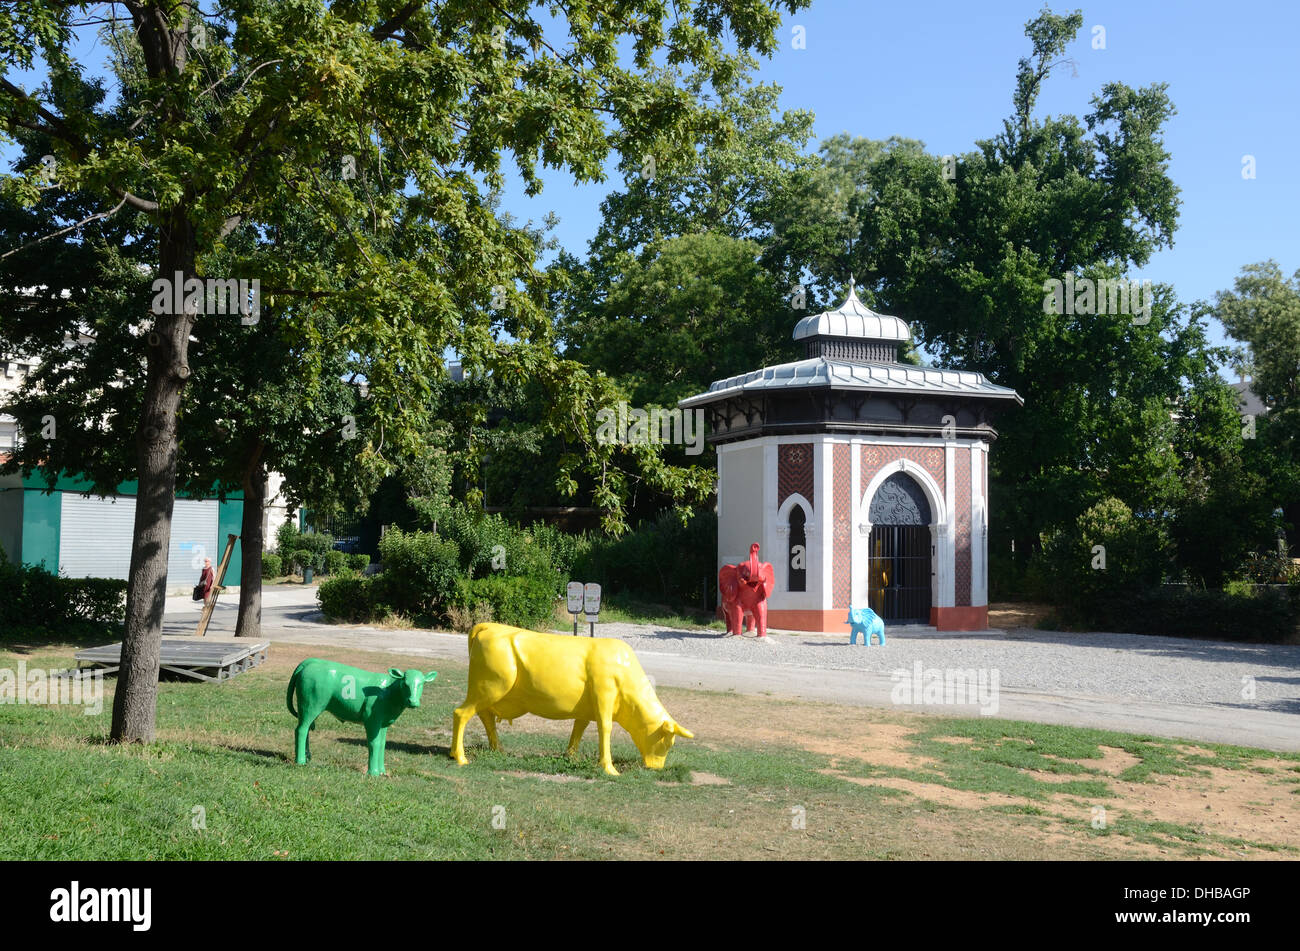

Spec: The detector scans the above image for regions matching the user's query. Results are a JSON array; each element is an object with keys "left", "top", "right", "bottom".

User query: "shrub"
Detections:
[
  {"left": 317, "top": 573, "right": 374, "bottom": 623},
  {"left": 63, "top": 578, "right": 129, "bottom": 623},
  {"left": 0, "top": 554, "right": 126, "bottom": 630},
  {"left": 1082, "top": 586, "right": 1295, "bottom": 643},
  {"left": 375, "top": 527, "right": 461, "bottom": 619},
  {"left": 348, "top": 553, "right": 370, "bottom": 572},
  {"left": 451, "top": 574, "right": 556, "bottom": 630},
  {"left": 572, "top": 508, "right": 716, "bottom": 608},
  {"left": 446, "top": 599, "right": 495, "bottom": 634},
  {"left": 1035, "top": 498, "right": 1169, "bottom": 617},
  {"left": 323, "top": 550, "right": 348, "bottom": 576},
  {"left": 261, "top": 553, "right": 283, "bottom": 578},
  {"left": 291, "top": 549, "right": 313, "bottom": 574},
  {"left": 275, "top": 521, "right": 300, "bottom": 557}
]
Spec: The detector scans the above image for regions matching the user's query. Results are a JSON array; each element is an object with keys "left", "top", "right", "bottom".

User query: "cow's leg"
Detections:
[
  {"left": 479, "top": 711, "right": 501, "bottom": 752},
  {"left": 294, "top": 705, "right": 323, "bottom": 764},
  {"left": 565, "top": 719, "right": 589, "bottom": 757},
  {"left": 595, "top": 704, "right": 619, "bottom": 777},
  {"left": 450, "top": 703, "right": 475, "bottom": 765},
  {"left": 365, "top": 723, "right": 387, "bottom": 776}
]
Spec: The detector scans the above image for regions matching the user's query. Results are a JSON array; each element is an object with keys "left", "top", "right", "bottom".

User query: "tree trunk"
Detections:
[
  {"left": 111, "top": 218, "right": 194, "bottom": 743},
  {"left": 236, "top": 450, "right": 267, "bottom": 638}
]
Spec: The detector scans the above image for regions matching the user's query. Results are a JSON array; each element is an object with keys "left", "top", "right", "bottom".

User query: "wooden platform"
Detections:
[{"left": 75, "top": 638, "right": 270, "bottom": 683}]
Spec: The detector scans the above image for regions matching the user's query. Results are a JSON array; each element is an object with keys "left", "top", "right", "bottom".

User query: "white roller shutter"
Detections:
[
  {"left": 168, "top": 500, "right": 220, "bottom": 587},
  {"left": 59, "top": 494, "right": 219, "bottom": 584},
  {"left": 60, "top": 494, "right": 136, "bottom": 579}
]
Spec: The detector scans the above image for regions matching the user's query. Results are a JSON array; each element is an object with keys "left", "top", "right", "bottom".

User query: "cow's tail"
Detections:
[{"left": 286, "top": 662, "right": 303, "bottom": 719}]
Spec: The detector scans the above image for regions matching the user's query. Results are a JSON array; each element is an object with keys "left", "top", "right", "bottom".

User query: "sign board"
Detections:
[
  {"left": 566, "top": 582, "right": 584, "bottom": 615},
  {"left": 583, "top": 582, "right": 602, "bottom": 616}
]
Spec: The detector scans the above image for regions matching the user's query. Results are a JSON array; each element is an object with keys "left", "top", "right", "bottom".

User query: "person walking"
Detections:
[{"left": 197, "top": 556, "right": 215, "bottom": 604}]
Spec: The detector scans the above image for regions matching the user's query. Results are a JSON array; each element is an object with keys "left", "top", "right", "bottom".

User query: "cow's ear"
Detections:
[
  {"left": 425, "top": 671, "right": 438, "bottom": 682},
  {"left": 388, "top": 667, "right": 402, "bottom": 678}
]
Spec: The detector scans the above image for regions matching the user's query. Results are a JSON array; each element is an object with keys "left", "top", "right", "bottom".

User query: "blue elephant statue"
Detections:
[{"left": 846, "top": 606, "right": 886, "bottom": 646}]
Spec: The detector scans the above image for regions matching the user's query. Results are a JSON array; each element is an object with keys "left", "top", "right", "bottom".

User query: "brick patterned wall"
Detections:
[
  {"left": 832, "top": 443, "right": 851, "bottom": 608},
  {"left": 777, "top": 442, "right": 815, "bottom": 510},
  {"left": 955, "top": 447, "right": 971, "bottom": 606},
  {"left": 859, "top": 444, "right": 945, "bottom": 505}
]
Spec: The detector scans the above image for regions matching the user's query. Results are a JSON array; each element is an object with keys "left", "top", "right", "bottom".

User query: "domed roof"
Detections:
[{"left": 792, "top": 284, "right": 911, "bottom": 344}]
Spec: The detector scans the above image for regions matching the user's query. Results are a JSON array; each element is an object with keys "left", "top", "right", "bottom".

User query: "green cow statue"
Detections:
[{"left": 287, "top": 658, "right": 437, "bottom": 775}]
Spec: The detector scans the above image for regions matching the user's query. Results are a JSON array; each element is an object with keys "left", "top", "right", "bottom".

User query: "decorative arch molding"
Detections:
[
  {"left": 859, "top": 458, "right": 946, "bottom": 531},
  {"left": 776, "top": 492, "right": 816, "bottom": 534}
]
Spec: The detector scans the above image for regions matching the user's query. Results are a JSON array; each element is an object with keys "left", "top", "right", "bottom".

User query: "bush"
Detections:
[
  {"left": 261, "top": 553, "right": 283, "bottom": 578},
  {"left": 446, "top": 599, "right": 495, "bottom": 634},
  {"left": 290, "top": 549, "right": 313, "bottom": 574},
  {"left": 451, "top": 574, "right": 557, "bottom": 630},
  {"left": 348, "top": 553, "right": 370, "bottom": 572},
  {"left": 375, "top": 527, "right": 461, "bottom": 619},
  {"left": 1076, "top": 586, "right": 1296, "bottom": 643},
  {"left": 275, "top": 521, "right": 300, "bottom": 558},
  {"left": 572, "top": 508, "right": 716, "bottom": 609},
  {"left": 317, "top": 573, "right": 375, "bottom": 623},
  {"left": 433, "top": 505, "right": 557, "bottom": 584},
  {"left": 0, "top": 554, "right": 126, "bottom": 630},
  {"left": 323, "top": 550, "right": 348, "bottom": 576},
  {"left": 1034, "top": 498, "right": 1169, "bottom": 617}
]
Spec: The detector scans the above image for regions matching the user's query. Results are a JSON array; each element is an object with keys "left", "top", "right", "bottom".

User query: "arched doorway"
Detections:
[{"left": 867, "top": 472, "right": 933, "bottom": 622}]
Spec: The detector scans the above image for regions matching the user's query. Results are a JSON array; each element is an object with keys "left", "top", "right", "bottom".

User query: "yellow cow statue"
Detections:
[{"left": 450, "top": 622, "right": 694, "bottom": 776}]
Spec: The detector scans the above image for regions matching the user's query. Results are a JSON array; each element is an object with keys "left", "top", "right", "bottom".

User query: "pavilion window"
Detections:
[{"left": 788, "top": 506, "right": 807, "bottom": 592}]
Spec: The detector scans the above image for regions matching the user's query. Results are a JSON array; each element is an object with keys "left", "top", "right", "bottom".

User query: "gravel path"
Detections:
[
  {"left": 594, "top": 622, "right": 1300, "bottom": 716},
  {"left": 166, "top": 589, "right": 1300, "bottom": 749}
]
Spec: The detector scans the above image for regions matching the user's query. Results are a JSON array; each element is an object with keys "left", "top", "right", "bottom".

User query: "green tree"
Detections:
[
  {"left": 1, "top": 0, "right": 805, "bottom": 742},
  {"left": 1213, "top": 261, "right": 1300, "bottom": 550}
]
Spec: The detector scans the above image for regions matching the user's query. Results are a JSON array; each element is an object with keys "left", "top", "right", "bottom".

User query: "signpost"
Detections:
[
  {"left": 567, "top": 581, "right": 602, "bottom": 635},
  {"left": 566, "top": 582, "right": 584, "bottom": 636},
  {"left": 583, "top": 582, "right": 602, "bottom": 637}
]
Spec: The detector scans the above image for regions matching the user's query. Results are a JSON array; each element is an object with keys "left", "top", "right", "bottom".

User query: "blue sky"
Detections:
[{"left": 499, "top": 0, "right": 1300, "bottom": 356}]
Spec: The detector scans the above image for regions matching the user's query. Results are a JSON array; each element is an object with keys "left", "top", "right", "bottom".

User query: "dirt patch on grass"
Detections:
[{"left": 501, "top": 770, "right": 594, "bottom": 784}]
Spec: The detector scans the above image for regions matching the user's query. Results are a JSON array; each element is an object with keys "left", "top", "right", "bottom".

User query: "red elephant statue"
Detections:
[{"left": 718, "top": 543, "right": 776, "bottom": 637}]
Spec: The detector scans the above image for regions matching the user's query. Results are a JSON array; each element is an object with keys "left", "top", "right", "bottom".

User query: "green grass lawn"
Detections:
[{"left": 2, "top": 636, "right": 1297, "bottom": 860}]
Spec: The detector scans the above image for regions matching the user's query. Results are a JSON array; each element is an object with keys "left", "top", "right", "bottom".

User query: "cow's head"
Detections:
[
  {"left": 637, "top": 718, "right": 694, "bottom": 769},
  {"left": 388, "top": 668, "right": 437, "bottom": 708}
]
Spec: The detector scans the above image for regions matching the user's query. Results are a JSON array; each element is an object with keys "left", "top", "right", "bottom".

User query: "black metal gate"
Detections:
[{"left": 867, "top": 525, "right": 931, "bottom": 622}]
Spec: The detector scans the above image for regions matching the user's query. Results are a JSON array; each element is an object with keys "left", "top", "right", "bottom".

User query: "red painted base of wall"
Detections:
[
  {"left": 767, "top": 606, "right": 989, "bottom": 633},
  {"left": 767, "top": 609, "right": 848, "bottom": 634},
  {"left": 930, "top": 605, "right": 988, "bottom": 631}
]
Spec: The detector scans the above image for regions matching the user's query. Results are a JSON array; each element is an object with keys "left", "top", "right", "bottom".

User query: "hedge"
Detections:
[
  {"left": 261, "top": 553, "right": 283, "bottom": 578},
  {"left": 317, "top": 573, "right": 375, "bottom": 623},
  {"left": 0, "top": 556, "right": 127, "bottom": 630},
  {"left": 451, "top": 574, "right": 557, "bottom": 630},
  {"left": 1052, "top": 586, "right": 1297, "bottom": 643}
]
